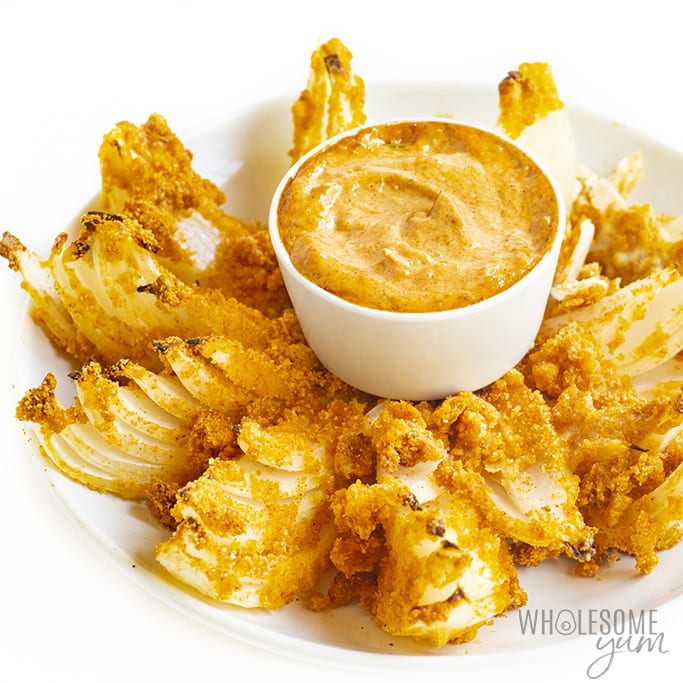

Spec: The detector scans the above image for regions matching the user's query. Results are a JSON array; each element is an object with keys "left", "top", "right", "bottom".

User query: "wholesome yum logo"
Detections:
[{"left": 517, "top": 608, "right": 668, "bottom": 678}]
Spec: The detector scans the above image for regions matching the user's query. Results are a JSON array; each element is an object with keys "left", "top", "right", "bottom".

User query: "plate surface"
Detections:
[{"left": 12, "top": 82, "right": 683, "bottom": 673}]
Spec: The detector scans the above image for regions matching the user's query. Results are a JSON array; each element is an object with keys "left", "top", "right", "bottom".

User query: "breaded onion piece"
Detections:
[
  {"left": 16, "top": 366, "right": 194, "bottom": 499},
  {"left": 497, "top": 62, "right": 579, "bottom": 208},
  {"left": 572, "top": 155, "right": 683, "bottom": 284},
  {"left": 156, "top": 410, "right": 340, "bottom": 608},
  {"left": 289, "top": 37, "right": 366, "bottom": 163},
  {"left": 542, "top": 267, "right": 683, "bottom": 379},
  {"left": 99, "top": 113, "right": 289, "bottom": 316},
  {"left": 1, "top": 212, "right": 300, "bottom": 369},
  {"left": 331, "top": 478, "right": 525, "bottom": 646}
]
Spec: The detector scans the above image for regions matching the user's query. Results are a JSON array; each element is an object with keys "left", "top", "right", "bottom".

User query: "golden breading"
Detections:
[
  {"left": 497, "top": 63, "right": 563, "bottom": 139},
  {"left": 596, "top": 448, "right": 683, "bottom": 574},
  {"left": 203, "top": 231, "right": 290, "bottom": 319}
]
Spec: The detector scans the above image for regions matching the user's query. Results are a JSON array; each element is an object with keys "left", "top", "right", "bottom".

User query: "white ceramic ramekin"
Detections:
[{"left": 269, "top": 119, "right": 566, "bottom": 401}]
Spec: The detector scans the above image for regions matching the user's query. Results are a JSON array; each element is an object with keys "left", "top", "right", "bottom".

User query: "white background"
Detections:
[{"left": 1, "top": 1, "right": 682, "bottom": 681}]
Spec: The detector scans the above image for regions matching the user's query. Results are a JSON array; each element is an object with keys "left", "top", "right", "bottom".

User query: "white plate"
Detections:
[{"left": 11, "top": 83, "right": 683, "bottom": 673}]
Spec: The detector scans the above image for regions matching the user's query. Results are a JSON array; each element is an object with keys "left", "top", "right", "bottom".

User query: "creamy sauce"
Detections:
[{"left": 277, "top": 121, "right": 559, "bottom": 313}]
